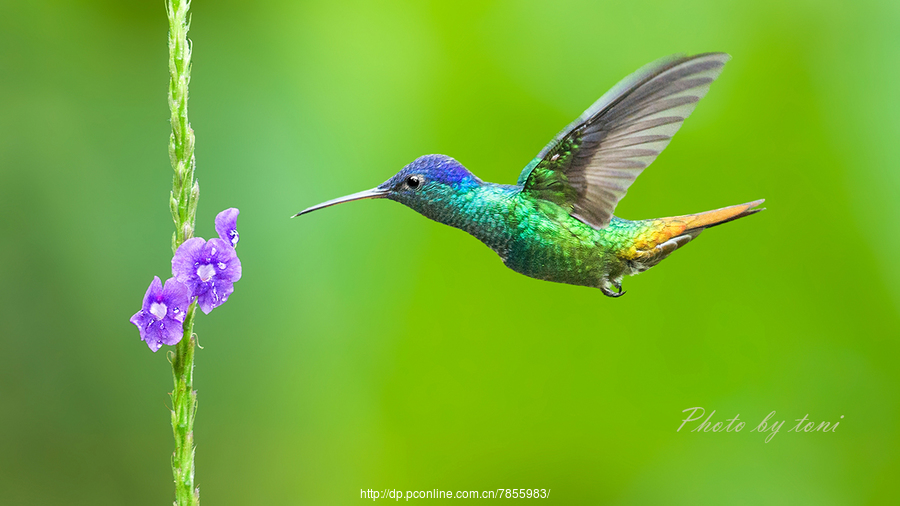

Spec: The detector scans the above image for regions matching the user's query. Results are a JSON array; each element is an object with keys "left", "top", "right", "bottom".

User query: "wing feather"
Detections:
[{"left": 520, "top": 53, "right": 730, "bottom": 229}]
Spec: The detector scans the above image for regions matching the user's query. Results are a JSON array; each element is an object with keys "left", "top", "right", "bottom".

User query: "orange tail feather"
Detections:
[
  {"left": 630, "top": 199, "right": 765, "bottom": 255},
  {"left": 673, "top": 198, "right": 766, "bottom": 233}
]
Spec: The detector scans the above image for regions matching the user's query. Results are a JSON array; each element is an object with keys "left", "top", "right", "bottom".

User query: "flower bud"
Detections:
[{"left": 168, "top": 136, "right": 177, "bottom": 167}]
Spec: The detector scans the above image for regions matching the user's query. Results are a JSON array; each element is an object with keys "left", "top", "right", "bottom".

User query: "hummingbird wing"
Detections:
[{"left": 518, "top": 53, "right": 729, "bottom": 229}]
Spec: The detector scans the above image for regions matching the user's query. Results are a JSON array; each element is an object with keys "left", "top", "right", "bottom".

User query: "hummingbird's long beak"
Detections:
[{"left": 293, "top": 187, "right": 390, "bottom": 217}]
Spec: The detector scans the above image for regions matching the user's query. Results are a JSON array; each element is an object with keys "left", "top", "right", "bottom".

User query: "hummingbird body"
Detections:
[
  {"left": 296, "top": 53, "right": 764, "bottom": 297},
  {"left": 380, "top": 155, "right": 761, "bottom": 295}
]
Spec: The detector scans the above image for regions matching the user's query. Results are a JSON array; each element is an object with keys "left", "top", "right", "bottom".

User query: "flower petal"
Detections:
[
  {"left": 140, "top": 316, "right": 183, "bottom": 351},
  {"left": 215, "top": 208, "right": 240, "bottom": 248},
  {"left": 141, "top": 276, "right": 163, "bottom": 312},
  {"left": 197, "top": 287, "right": 218, "bottom": 314},
  {"left": 172, "top": 237, "right": 207, "bottom": 284},
  {"left": 161, "top": 277, "right": 192, "bottom": 323},
  {"left": 157, "top": 316, "right": 186, "bottom": 346},
  {"left": 199, "top": 277, "right": 236, "bottom": 314},
  {"left": 207, "top": 238, "right": 242, "bottom": 282},
  {"left": 129, "top": 309, "right": 153, "bottom": 336}
]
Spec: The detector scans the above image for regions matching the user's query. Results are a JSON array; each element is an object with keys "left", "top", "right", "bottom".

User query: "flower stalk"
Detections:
[
  {"left": 168, "top": 0, "right": 199, "bottom": 251},
  {"left": 129, "top": 0, "right": 242, "bottom": 501},
  {"left": 171, "top": 302, "right": 199, "bottom": 506},
  {"left": 167, "top": 0, "right": 200, "bottom": 504}
]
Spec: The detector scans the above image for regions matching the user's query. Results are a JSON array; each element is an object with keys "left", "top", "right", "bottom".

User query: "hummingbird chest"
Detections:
[
  {"left": 502, "top": 222, "right": 612, "bottom": 288},
  {"left": 422, "top": 186, "right": 632, "bottom": 289},
  {"left": 466, "top": 196, "right": 621, "bottom": 289}
]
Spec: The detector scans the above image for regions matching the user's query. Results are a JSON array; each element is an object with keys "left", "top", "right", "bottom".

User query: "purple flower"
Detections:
[
  {"left": 129, "top": 276, "right": 191, "bottom": 352},
  {"left": 215, "top": 208, "right": 240, "bottom": 248},
  {"left": 172, "top": 237, "right": 242, "bottom": 314}
]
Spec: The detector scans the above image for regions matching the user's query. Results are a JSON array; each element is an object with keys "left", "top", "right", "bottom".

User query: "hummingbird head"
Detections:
[{"left": 294, "top": 154, "right": 482, "bottom": 220}]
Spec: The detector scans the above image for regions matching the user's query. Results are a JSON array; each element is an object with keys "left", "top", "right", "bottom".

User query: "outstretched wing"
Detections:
[{"left": 518, "top": 53, "right": 730, "bottom": 229}]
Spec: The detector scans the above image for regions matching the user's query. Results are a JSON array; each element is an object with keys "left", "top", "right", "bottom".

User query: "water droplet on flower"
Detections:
[{"left": 217, "top": 262, "right": 226, "bottom": 270}]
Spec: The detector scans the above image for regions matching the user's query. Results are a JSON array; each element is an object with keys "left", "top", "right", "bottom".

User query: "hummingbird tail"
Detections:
[
  {"left": 625, "top": 199, "right": 765, "bottom": 268},
  {"left": 676, "top": 198, "right": 766, "bottom": 234}
]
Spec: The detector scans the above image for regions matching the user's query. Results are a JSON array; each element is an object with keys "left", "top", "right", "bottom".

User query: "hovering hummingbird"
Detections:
[{"left": 295, "top": 53, "right": 763, "bottom": 297}]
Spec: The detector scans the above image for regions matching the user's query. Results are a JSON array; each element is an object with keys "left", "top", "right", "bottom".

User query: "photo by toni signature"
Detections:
[{"left": 677, "top": 407, "right": 844, "bottom": 443}]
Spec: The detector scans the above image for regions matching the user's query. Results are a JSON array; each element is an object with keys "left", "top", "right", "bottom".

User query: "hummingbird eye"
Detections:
[{"left": 405, "top": 175, "right": 421, "bottom": 189}]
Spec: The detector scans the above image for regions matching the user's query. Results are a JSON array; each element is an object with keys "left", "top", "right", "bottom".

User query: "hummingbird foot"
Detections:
[{"left": 600, "top": 279, "right": 626, "bottom": 298}]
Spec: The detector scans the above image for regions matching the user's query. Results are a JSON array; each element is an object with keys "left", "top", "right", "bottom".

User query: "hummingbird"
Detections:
[{"left": 295, "top": 53, "right": 764, "bottom": 297}]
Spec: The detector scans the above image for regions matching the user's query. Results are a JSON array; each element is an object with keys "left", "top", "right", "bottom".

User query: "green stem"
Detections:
[
  {"left": 171, "top": 304, "right": 199, "bottom": 506},
  {"left": 166, "top": 0, "right": 200, "bottom": 504},
  {"left": 167, "top": 0, "right": 199, "bottom": 254}
]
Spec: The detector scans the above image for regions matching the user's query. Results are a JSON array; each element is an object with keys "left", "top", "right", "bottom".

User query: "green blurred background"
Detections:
[{"left": 1, "top": 0, "right": 898, "bottom": 503}]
